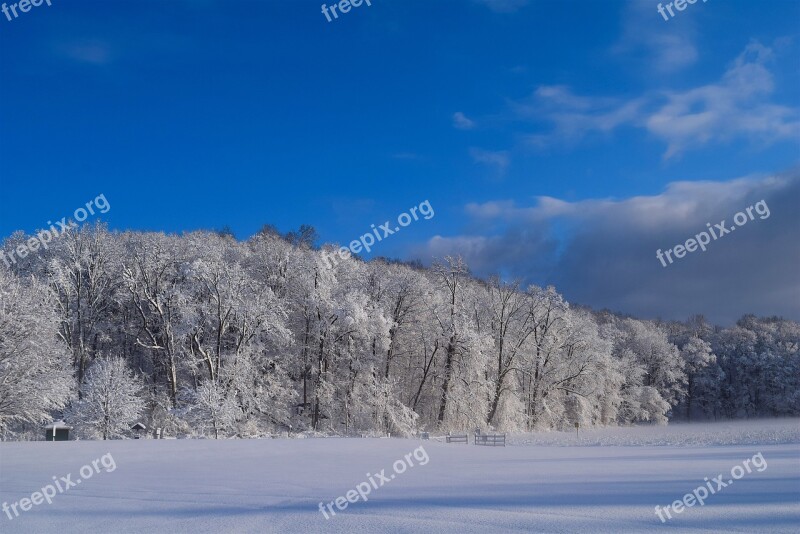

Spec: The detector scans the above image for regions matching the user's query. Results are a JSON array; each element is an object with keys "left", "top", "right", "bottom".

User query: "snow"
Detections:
[
  {"left": 508, "top": 418, "right": 800, "bottom": 447},
  {"left": 1, "top": 420, "right": 799, "bottom": 533}
]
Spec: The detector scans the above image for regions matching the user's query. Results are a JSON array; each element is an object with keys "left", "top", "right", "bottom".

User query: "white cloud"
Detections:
[
  {"left": 518, "top": 86, "right": 646, "bottom": 147},
  {"left": 647, "top": 41, "right": 799, "bottom": 158},
  {"left": 515, "top": 42, "right": 799, "bottom": 158},
  {"left": 470, "top": 148, "right": 510, "bottom": 176},
  {"left": 453, "top": 112, "right": 476, "bottom": 130},
  {"left": 614, "top": 0, "right": 699, "bottom": 74}
]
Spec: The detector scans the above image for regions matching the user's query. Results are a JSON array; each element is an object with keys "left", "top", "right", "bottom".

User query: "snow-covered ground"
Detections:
[
  {"left": 1, "top": 420, "right": 798, "bottom": 533},
  {"left": 507, "top": 417, "right": 800, "bottom": 447}
]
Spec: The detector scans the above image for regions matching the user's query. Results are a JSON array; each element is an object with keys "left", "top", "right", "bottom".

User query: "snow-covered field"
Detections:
[{"left": 1, "top": 420, "right": 798, "bottom": 533}]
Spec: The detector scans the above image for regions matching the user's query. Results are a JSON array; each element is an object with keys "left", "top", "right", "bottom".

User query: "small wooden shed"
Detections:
[
  {"left": 44, "top": 420, "right": 71, "bottom": 441},
  {"left": 131, "top": 422, "right": 147, "bottom": 438}
]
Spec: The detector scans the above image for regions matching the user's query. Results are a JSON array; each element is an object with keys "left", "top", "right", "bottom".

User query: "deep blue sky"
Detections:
[{"left": 1, "top": 0, "right": 798, "bottom": 322}]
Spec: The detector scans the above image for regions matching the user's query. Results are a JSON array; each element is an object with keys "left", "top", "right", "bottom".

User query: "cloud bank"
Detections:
[{"left": 416, "top": 169, "right": 800, "bottom": 324}]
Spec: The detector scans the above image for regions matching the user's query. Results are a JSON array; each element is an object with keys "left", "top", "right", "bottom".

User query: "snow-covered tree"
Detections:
[
  {"left": 483, "top": 277, "right": 536, "bottom": 426},
  {"left": 676, "top": 337, "right": 717, "bottom": 421},
  {"left": 429, "top": 256, "right": 473, "bottom": 427},
  {"left": 2, "top": 223, "right": 796, "bottom": 440},
  {"left": 516, "top": 287, "right": 606, "bottom": 429},
  {"left": 184, "top": 379, "right": 239, "bottom": 439},
  {"left": 121, "top": 233, "right": 190, "bottom": 407},
  {"left": 68, "top": 356, "right": 145, "bottom": 439},
  {"left": 47, "top": 225, "right": 121, "bottom": 387},
  {"left": 0, "top": 270, "right": 73, "bottom": 434}
]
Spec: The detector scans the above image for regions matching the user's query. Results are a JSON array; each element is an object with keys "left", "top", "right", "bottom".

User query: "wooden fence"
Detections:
[{"left": 474, "top": 433, "right": 506, "bottom": 447}]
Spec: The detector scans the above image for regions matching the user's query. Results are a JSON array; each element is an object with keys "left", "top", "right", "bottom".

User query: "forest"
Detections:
[{"left": 1, "top": 224, "right": 798, "bottom": 440}]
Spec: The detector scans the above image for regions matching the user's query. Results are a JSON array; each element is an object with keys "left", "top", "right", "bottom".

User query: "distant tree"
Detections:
[
  {"left": 256, "top": 223, "right": 281, "bottom": 238},
  {"left": 678, "top": 337, "right": 716, "bottom": 421},
  {"left": 186, "top": 380, "right": 239, "bottom": 439},
  {"left": 284, "top": 224, "right": 318, "bottom": 249},
  {"left": 68, "top": 357, "right": 145, "bottom": 440},
  {"left": 617, "top": 319, "right": 685, "bottom": 408},
  {"left": 215, "top": 226, "right": 236, "bottom": 239},
  {"left": 48, "top": 224, "right": 120, "bottom": 388},
  {"left": 121, "top": 234, "right": 187, "bottom": 406}
]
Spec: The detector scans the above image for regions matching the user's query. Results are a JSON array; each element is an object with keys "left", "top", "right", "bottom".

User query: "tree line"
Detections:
[{"left": 1, "top": 224, "right": 797, "bottom": 440}]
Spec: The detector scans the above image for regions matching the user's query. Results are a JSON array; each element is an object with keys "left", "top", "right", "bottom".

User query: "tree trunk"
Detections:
[
  {"left": 487, "top": 375, "right": 504, "bottom": 424},
  {"left": 437, "top": 335, "right": 456, "bottom": 424}
]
